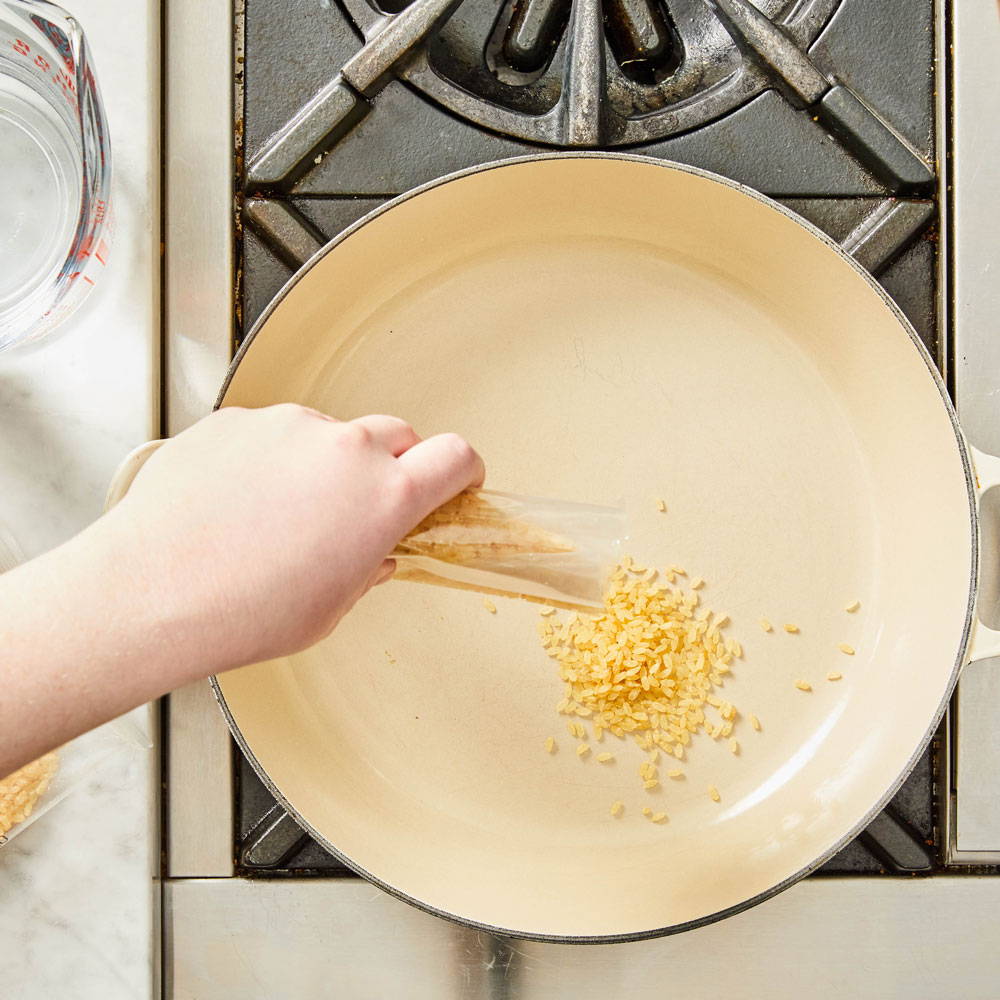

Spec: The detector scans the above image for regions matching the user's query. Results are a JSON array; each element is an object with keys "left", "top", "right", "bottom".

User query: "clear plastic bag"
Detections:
[
  {"left": 0, "top": 716, "right": 149, "bottom": 847},
  {"left": 392, "top": 489, "right": 626, "bottom": 608},
  {"left": 0, "top": 522, "right": 150, "bottom": 848}
]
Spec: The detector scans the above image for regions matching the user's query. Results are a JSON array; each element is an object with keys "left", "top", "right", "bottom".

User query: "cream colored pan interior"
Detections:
[{"left": 217, "top": 156, "right": 974, "bottom": 940}]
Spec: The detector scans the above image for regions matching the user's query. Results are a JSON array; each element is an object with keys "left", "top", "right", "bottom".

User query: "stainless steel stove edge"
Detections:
[
  {"left": 163, "top": 0, "right": 237, "bottom": 879},
  {"left": 164, "top": 877, "right": 1000, "bottom": 999},
  {"left": 944, "top": 0, "right": 1000, "bottom": 866}
]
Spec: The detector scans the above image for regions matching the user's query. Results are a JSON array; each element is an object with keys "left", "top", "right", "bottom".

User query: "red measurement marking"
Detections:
[
  {"left": 95, "top": 240, "right": 109, "bottom": 265},
  {"left": 50, "top": 69, "right": 76, "bottom": 96},
  {"left": 10, "top": 41, "right": 79, "bottom": 109},
  {"left": 82, "top": 275, "right": 95, "bottom": 286}
]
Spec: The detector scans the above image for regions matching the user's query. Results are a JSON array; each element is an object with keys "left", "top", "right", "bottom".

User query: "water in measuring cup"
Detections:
[{"left": 0, "top": 74, "right": 81, "bottom": 320}]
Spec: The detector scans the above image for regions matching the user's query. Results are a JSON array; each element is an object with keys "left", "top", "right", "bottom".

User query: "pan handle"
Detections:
[
  {"left": 104, "top": 439, "right": 167, "bottom": 512},
  {"left": 967, "top": 445, "right": 1000, "bottom": 664}
]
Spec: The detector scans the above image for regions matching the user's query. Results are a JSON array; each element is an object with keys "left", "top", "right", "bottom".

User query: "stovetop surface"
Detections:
[{"left": 234, "top": 0, "right": 948, "bottom": 877}]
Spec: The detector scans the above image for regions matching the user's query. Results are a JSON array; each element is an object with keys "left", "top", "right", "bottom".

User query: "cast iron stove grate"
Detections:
[{"left": 234, "top": 0, "right": 944, "bottom": 877}]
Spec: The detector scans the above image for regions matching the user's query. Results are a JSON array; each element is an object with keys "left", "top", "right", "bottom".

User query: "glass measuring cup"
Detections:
[{"left": 0, "top": 0, "right": 111, "bottom": 351}]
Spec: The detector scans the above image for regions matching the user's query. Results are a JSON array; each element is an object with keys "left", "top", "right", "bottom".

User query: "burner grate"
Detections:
[
  {"left": 235, "top": 186, "right": 942, "bottom": 875},
  {"left": 244, "top": 0, "right": 933, "bottom": 190},
  {"left": 234, "top": 0, "right": 947, "bottom": 880},
  {"left": 235, "top": 738, "right": 941, "bottom": 876}
]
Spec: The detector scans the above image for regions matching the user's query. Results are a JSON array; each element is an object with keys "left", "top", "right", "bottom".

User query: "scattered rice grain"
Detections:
[
  {"left": 827, "top": 671, "right": 843, "bottom": 682},
  {"left": 577, "top": 743, "right": 591, "bottom": 758},
  {"left": 795, "top": 679, "right": 812, "bottom": 692},
  {"left": 750, "top": 714, "right": 761, "bottom": 732},
  {"left": 483, "top": 598, "right": 497, "bottom": 614},
  {"left": 759, "top": 618, "right": 773, "bottom": 633},
  {"left": 845, "top": 600, "right": 861, "bottom": 613},
  {"left": 838, "top": 643, "right": 855, "bottom": 656},
  {"left": 783, "top": 623, "right": 800, "bottom": 634},
  {"left": 611, "top": 801, "right": 624, "bottom": 817},
  {"left": 545, "top": 736, "right": 556, "bottom": 753},
  {"left": 708, "top": 785, "right": 721, "bottom": 803},
  {"left": 596, "top": 752, "right": 614, "bottom": 763}
]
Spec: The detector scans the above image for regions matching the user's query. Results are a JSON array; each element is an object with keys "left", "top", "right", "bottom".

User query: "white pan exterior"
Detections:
[{"left": 216, "top": 156, "right": 975, "bottom": 940}]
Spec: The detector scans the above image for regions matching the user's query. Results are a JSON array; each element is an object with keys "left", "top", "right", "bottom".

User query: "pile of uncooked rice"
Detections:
[{"left": 537, "top": 558, "right": 743, "bottom": 794}]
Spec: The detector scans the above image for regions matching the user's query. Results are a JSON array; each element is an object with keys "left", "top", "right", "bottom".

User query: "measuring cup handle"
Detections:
[{"left": 104, "top": 439, "right": 167, "bottom": 512}]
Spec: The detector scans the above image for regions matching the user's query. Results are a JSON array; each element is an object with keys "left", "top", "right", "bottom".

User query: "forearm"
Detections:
[
  {"left": 0, "top": 513, "right": 215, "bottom": 777},
  {"left": 0, "top": 407, "right": 484, "bottom": 779}
]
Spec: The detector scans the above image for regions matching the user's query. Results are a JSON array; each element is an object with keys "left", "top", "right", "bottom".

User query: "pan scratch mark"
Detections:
[
  {"left": 570, "top": 336, "right": 625, "bottom": 388},
  {"left": 505, "top": 942, "right": 534, "bottom": 961}
]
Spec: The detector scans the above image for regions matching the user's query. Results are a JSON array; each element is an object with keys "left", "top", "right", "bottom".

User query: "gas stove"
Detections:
[
  {"left": 161, "top": 0, "right": 1000, "bottom": 994},
  {"left": 238, "top": 0, "right": 942, "bottom": 878}
]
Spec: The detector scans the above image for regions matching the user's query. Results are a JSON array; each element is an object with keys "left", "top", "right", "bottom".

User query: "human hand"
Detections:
[{"left": 102, "top": 404, "right": 484, "bottom": 674}]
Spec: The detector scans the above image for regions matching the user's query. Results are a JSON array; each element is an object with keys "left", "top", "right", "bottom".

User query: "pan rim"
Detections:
[{"left": 215, "top": 152, "right": 977, "bottom": 943}]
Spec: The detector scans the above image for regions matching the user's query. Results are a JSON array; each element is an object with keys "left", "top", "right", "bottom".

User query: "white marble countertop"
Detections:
[{"left": 0, "top": 0, "right": 159, "bottom": 995}]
